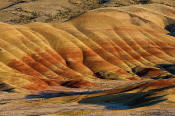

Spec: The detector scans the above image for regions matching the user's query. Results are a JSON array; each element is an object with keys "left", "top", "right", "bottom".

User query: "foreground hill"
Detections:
[
  {"left": 1, "top": 3, "right": 175, "bottom": 116},
  {"left": 0, "top": 3, "right": 175, "bottom": 92}
]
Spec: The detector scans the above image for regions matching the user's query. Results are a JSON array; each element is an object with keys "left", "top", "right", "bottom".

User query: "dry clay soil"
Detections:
[{"left": 0, "top": 2, "right": 175, "bottom": 116}]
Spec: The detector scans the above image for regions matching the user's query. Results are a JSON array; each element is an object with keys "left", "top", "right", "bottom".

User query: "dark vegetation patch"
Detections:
[
  {"left": 99, "top": 0, "right": 110, "bottom": 4},
  {"left": 137, "top": 0, "right": 152, "bottom": 4},
  {"left": 26, "top": 90, "right": 104, "bottom": 99}
]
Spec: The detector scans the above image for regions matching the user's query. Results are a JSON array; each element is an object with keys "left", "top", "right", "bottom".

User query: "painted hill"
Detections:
[
  {"left": 0, "top": 3, "right": 175, "bottom": 92},
  {"left": 1, "top": 3, "right": 175, "bottom": 116}
]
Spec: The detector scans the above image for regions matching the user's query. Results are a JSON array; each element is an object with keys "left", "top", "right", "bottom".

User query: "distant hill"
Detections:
[{"left": 0, "top": 0, "right": 174, "bottom": 24}]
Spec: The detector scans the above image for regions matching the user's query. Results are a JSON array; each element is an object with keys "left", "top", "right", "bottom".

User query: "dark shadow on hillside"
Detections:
[
  {"left": 0, "top": 1, "right": 26, "bottom": 10},
  {"left": 79, "top": 85, "right": 175, "bottom": 110},
  {"left": 167, "top": 32, "right": 175, "bottom": 37},
  {"left": 156, "top": 64, "right": 175, "bottom": 74},
  {"left": 99, "top": 0, "right": 110, "bottom": 4},
  {"left": 0, "top": 83, "right": 14, "bottom": 92},
  {"left": 165, "top": 24, "right": 175, "bottom": 33},
  {"left": 26, "top": 90, "right": 105, "bottom": 99},
  {"left": 165, "top": 24, "right": 175, "bottom": 37}
]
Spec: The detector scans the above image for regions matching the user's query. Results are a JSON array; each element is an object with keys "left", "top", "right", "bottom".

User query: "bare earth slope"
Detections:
[
  {"left": 0, "top": 3, "right": 175, "bottom": 91},
  {"left": 1, "top": 3, "right": 175, "bottom": 116}
]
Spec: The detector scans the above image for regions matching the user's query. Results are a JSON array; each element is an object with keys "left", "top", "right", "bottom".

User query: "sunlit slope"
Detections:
[{"left": 0, "top": 4, "right": 175, "bottom": 92}]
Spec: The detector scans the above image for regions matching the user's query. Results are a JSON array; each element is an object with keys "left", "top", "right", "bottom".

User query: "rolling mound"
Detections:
[
  {"left": 0, "top": 0, "right": 175, "bottom": 24},
  {"left": 0, "top": 4, "right": 175, "bottom": 93}
]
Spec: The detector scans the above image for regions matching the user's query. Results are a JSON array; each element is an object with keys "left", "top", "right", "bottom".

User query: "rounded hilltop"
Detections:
[
  {"left": 0, "top": 3, "right": 175, "bottom": 92},
  {"left": 0, "top": 0, "right": 175, "bottom": 24}
]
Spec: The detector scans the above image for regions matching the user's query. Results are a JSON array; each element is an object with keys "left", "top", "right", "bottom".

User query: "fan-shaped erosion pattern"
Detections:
[{"left": 0, "top": 4, "right": 175, "bottom": 93}]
